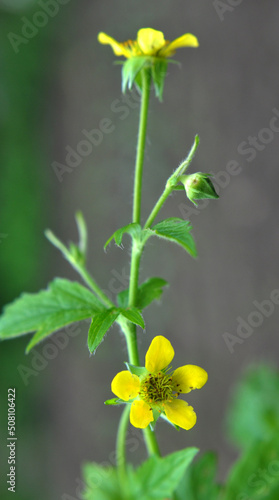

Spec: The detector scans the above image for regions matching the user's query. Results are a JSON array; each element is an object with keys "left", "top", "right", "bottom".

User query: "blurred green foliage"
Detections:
[
  {"left": 0, "top": 3, "right": 64, "bottom": 499},
  {"left": 226, "top": 364, "right": 279, "bottom": 449}
]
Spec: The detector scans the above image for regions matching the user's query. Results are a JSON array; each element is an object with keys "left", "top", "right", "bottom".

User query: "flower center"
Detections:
[{"left": 140, "top": 372, "right": 173, "bottom": 405}]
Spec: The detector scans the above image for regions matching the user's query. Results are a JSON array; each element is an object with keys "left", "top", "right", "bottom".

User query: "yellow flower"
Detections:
[
  {"left": 98, "top": 28, "right": 199, "bottom": 59},
  {"left": 111, "top": 336, "right": 207, "bottom": 430}
]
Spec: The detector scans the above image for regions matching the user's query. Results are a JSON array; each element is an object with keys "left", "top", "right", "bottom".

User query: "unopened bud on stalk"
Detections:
[{"left": 179, "top": 173, "right": 219, "bottom": 206}]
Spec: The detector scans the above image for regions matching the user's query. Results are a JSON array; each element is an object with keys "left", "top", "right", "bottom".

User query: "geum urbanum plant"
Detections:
[{"left": 0, "top": 27, "right": 219, "bottom": 499}]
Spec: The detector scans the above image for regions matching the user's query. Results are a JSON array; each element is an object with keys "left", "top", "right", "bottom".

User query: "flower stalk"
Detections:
[{"left": 144, "top": 135, "right": 200, "bottom": 229}]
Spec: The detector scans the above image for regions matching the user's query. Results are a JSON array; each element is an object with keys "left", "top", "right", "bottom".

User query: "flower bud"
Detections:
[{"left": 179, "top": 173, "right": 219, "bottom": 206}]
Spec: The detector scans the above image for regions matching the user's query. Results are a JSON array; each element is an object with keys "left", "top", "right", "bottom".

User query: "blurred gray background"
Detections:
[{"left": 1, "top": 1, "right": 279, "bottom": 498}]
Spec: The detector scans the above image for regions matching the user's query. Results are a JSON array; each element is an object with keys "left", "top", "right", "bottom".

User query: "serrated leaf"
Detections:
[
  {"left": 119, "top": 307, "right": 145, "bottom": 329},
  {"left": 130, "top": 447, "right": 199, "bottom": 499},
  {"left": 151, "top": 59, "right": 168, "bottom": 101},
  {"left": 175, "top": 452, "right": 222, "bottom": 500},
  {"left": 145, "top": 218, "right": 197, "bottom": 258},
  {"left": 117, "top": 277, "right": 168, "bottom": 309},
  {"left": 0, "top": 279, "right": 104, "bottom": 352},
  {"left": 104, "top": 223, "right": 142, "bottom": 250},
  {"left": 87, "top": 309, "right": 120, "bottom": 353},
  {"left": 125, "top": 362, "right": 148, "bottom": 377},
  {"left": 122, "top": 57, "right": 148, "bottom": 93}
]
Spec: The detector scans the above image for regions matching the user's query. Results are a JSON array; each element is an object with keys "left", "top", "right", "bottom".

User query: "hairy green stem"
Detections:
[
  {"left": 143, "top": 426, "right": 162, "bottom": 457},
  {"left": 133, "top": 69, "right": 151, "bottom": 224},
  {"left": 71, "top": 262, "right": 114, "bottom": 308},
  {"left": 144, "top": 135, "right": 200, "bottom": 229},
  {"left": 143, "top": 184, "right": 173, "bottom": 230},
  {"left": 116, "top": 68, "right": 161, "bottom": 473}
]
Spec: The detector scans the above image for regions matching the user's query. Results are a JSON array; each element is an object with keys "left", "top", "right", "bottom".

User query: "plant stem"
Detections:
[
  {"left": 72, "top": 261, "right": 114, "bottom": 308},
  {"left": 125, "top": 69, "right": 152, "bottom": 369},
  {"left": 143, "top": 135, "right": 200, "bottom": 229},
  {"left": 116, "top": 404, "right": 131, "bottom": 484},
  {"left": 143, "top": 426, "right": 161, "bottom": 456},
  {"left": 133, "top": 69, "right": 151, "bottom": 224},
  {"left": 143, "top": 184, "right": 173, "bottom": 230},
  {"left": 125, "top": 68, "right": 161, "bottom": 462},
  {"left": 45, "top": 229, "right": 113, "bottom": 308}
]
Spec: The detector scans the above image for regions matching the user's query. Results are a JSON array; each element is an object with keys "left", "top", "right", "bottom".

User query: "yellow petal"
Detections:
[
  {"left": 130, "top": 400, "right": 154, "bottom": 428},
  {"left": 111, "top": 371, "right": 140, "bottom": 401},
  {"left": 172, "top": 365, "right": 208, "bottom": 394},
  {"left": 137, "top": 28, "right": 166, "bottom": 55},
  {"left": 145, "top": 335, "right": 174, "bottom": 373},
  {"left": 164, "top": 399, "right": 197, "bottom": 430},
  {"left": 97, "top": 32, "right": 130, "bottom": 58},
  {"left": 159, "top": 34, "right": 199, "bottom": 57}
]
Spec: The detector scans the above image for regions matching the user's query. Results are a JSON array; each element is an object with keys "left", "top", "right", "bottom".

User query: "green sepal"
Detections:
[
  {"left": 122, "top": 57, "right": 148, "bottom": 93},
  {"left": 144, "top": 218, "right": 197, "bottom": 258},
  {"left": 180, "top": 173, "right": 219, "bottom": 206},
  {"left": 104, "top": 397, "right": 124, "bottom": 406},
  {"left": 117, "top": 277, "right": 169, "bottom": 309},
  {"left": 104, "top": 223, "right": 142, "bottom": 250},
  {"left": 151, "top": 58, "right": 168, "bottom": 101},
  {"left": 0, "top": 278, "right": 105, "bottom": 352},
  {"left": 125, "top": 362, "right": 148, "bottom": 377},
  {"left": 160, "top": 412, "right": 180, "bottom": 431},
  {"left": 87, "top": 308, "right": 120, "bottom": 353},
  {"left": 149, "top": 409, "right": 161, "bottom": 431}
]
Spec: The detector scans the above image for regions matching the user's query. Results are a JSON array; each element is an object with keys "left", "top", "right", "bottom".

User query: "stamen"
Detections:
[{"left": 140, "top": 372, "right": 174, "bottom": 405}]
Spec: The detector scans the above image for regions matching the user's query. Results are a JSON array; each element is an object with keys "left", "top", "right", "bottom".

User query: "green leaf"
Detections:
[
  {"left": 175, "top": 452, "right": 222, "bottom": 500},
  {"left": 130, "top": 447, "right": 199, "bottom": 499},
  {"left": 0, "top": 279, "right": 104, "bottom": 352},
  {"left": 125, "top": 362, "right": 148, "bottom": 377},
  {"left": 104, "top": 223, "right": 142, "bottom": 250},
  {"left": 224, "top": 438, "right": 279, "bottom": 500},
  {"left": 82, "top": 463, "right": 121, "bottom": 500},
  {"left": 151, "top": 59, "right": 168, "bottom": 101},
  {"left": 226, "top": 364, "right": 279, "bottom": 450},
  {"left": 117, "top": 277, "right": 168, "bottom": 309},
  {"left": 87, "top": 309, "right": 120, "bottom": 353},
  {"left": 119, "top": 307, "right": 145, "bottom": 329},
  {"left": 122, "top": 57, "right": 148, "bottom": 93},
  {"left": 145, "top": 218, "right": 197, "bottom": 258},
  {"left": 149, "top": 409, "right": 162, "bottom": 431}
]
